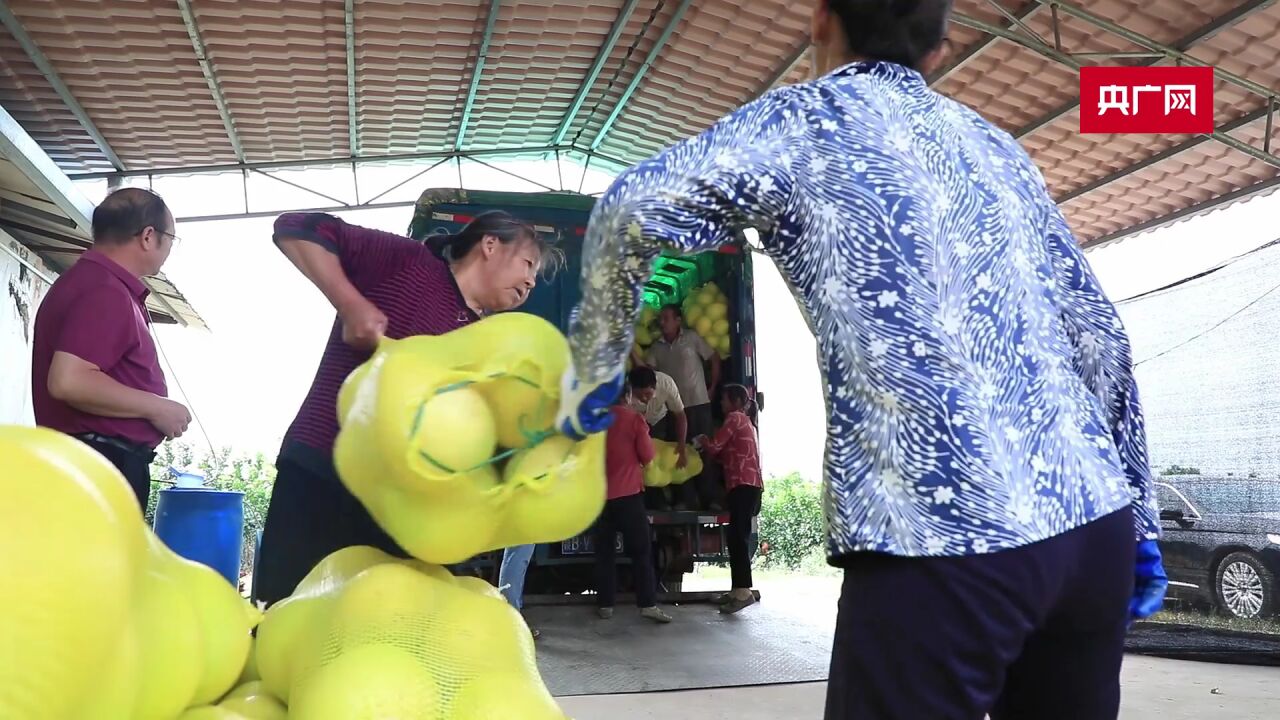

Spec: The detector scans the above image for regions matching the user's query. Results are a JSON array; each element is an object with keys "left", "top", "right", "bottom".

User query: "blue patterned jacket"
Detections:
[{"left": 568, "top": 60, "right": 1159, "bottom": 559}]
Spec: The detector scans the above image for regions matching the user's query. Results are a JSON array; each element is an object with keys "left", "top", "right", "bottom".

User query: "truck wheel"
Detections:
[{"left": 1214, "top": 552, "right": 1275, "bottom": 619}]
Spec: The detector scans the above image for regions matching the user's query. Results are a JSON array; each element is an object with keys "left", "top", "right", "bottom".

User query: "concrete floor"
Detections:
[{"left": 558, "top": 655, "right": 1280, "bottom": 719}]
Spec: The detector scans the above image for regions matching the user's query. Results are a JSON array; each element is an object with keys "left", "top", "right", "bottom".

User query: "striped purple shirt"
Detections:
[{"left": 274, "top": 213, "right": 477, "bottom": 457}]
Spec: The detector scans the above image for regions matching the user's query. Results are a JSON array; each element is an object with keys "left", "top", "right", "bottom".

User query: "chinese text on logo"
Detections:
[{"left": 1079, "top": 66, "right": 1214, "bottom": 134}]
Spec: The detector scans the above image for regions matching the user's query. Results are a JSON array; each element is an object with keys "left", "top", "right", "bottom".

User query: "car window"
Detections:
[
  {"left": 1156, "top": 485, "right": 1186, "bottom": 512},
  {"left": 1175, "top": 480, "right": 1280, "bottom": 514}
]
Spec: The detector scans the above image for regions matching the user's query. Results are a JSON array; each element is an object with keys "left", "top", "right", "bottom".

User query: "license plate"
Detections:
[{"left": 560, "top": 533, "right": 624, "bottom": 555}]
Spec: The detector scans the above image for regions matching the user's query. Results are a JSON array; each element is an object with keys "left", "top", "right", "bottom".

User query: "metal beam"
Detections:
[
  {"left": 455, "top": 0, "right": 502, "bottom": 152},
  {"left": 930, "top": 3, "right": 1043, "bottom": 86},
  {"left": 1013, "top": 0, "right": 1277, "bottom": 139},
  {"left": 1034, "top": 0, "right": 1277, "bottom": 99},
  {"left": 176, "top": 0, "right": 245, "bottom": 163},
  {"left": 953, "top": 13, "right": 1280, "bottom": 171},
  {"left": 589, "top": 0, "right": 695, "bottom": 151},
  {"left": 551, "top": 0, "right": 641, "bottom": 146},
  {"left": 1058, "top": 106, "right": 1271, "bottom": 205},
  {"left": 1085, "top": 175, "right": 1280, "bottom": 250},
  {"left": 0, "top": 104, "right": 96, "bottom": 234},
  {"left": 68, "top": 145, "right": 564, "bottom": 181},
  {"left": 345, "top": 0, "right": 358, "bottom": 156},
  {"left": 175, "top": 199, "right": 421, "bottom": 225},
  {"left": 0, "top": 1, "right": 126, "bottom": 171}
]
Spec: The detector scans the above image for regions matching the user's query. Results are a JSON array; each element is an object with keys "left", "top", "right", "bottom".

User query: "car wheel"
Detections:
[{"left": 1214, "top": 552, "right": 1275, "bottom": 619}]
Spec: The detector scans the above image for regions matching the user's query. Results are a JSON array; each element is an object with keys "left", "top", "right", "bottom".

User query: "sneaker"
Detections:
[
  {"left": 641, "top": 606, "right": 673, "bottom": 624},
  {"left": 720, "top": 592, "right": 757, "bottom": 615},
  {"left": 714, "top": 592, "right": 732, "bottom": 605},
  {"left": 597, "top": 607, "right": 614, "bottom": 620}
]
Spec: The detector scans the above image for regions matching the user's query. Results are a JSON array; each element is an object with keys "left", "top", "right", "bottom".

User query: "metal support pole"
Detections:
[
  {"left": 466, "top": 156, "right": 558, "bottom": 192},
  {"left": 1051, "top": 5, "right": 1062, "bottom": 51},
  {"left": 456, "top": 157, "right": 464, "bottom": 189},
  {"left": 1267, "top": 98, "right": 1276, "bottom": 156},
  {"left": 953, "top": 11, "right": 1280, "bottom": 170},
  {"left": 352, "top": 162, "right": 360, "bottom": 205},
  {"left": 251, "top": 168, "right": 351, "bottom": 207},
  {"left": 555, "top": 149, "right": 565, "bottom": 192},
  {"left": 363, "top": 157, "right": 450, "bottom": 206}
]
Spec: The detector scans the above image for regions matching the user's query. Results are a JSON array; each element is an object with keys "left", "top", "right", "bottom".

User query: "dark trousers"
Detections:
[
  {"left": 593, "top": 493, "right": 657, "bottom": 608},
  {"left": 79, "top": 435, "right": 155, "bottom": 510},
  {"left": 727, "top": 485, "right": 762, "bottom": 589},
  {"left": 255, "top": 450, "right": 406, "bottom": 606},
  {"left": 681, "top": 403, "right": 720, "bottom": 508},
  {"left": 825, "top": 506, "right": 1134, "bottom": 720}
]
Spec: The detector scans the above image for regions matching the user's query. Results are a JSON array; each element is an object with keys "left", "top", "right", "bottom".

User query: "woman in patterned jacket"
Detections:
[{"left": 557, "top": 1, "right": 1168, "bottom": 718}]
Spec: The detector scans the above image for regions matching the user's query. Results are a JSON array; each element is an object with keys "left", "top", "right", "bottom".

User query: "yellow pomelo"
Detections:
[
  {"left": 0, "top": 426, "right": 144, "bottom": 720},
  {"left": 290, "top": 645, "right": 442, "bottom": 720},
  {"left": 454, "top": 574, "right": 506, "bottom": 601},
  {"left": 699, "top": 285, "right": 720, "bottom": 304},
  {"left": 178, "top": 706, "right": 249, "bottom": 720},
  {"left": 694, "top": 316, "right": 714, "bottom": 338},
  {"left": 399, "top": 557, "right": 457, "bottom": 585},
  {"left": 295, "top": 545, "right": 400, "bottom": 599},
  {"left": 501, "top": 434, "right": 607, "bottom": 543},
  {"left": 153, "top": 547, "right": 255, "bottom": 705},
  {"left": 448, "top": 673, "right": 566, "bottom": 720},
  {"left": 218, "top": 687, "right": 287, "bottom": 720},
  {"left": 256, "top": 595, "right": 328, "bottom": 703},
  {"left": 236, "top": 637, "right": 261, "bottom": 685},
  {"left": 326, "top": 563, "right": 446, "bottom": 647},
  {"left": 635, "top": 324, "right": 654, "bottom": 346},
  {"left": 410, "top": 386, "right": 497, "bottom": 474},
  {"left": 380, "top": 468, "right": 504, "bottom": 564},
  {"left": 712, "top": 318, "right": 730, "bottom": 336},
  {"left": 686, "top": 304, "right": 705, "bottom": 324},
  {"left": 132, "top": 562, "right": 204, "bottom": 719},
  {"left": 430, "top": 591, "right": 533, "bottom": 677},
  {"left": 476, "top": 375, "right": 555, "bottom": 449},
  {"left": 74, "top": 616, "right": 141, "bottom": 719},
  {"left": 707, "top": 302, "right": 728, "bottom": 320}
]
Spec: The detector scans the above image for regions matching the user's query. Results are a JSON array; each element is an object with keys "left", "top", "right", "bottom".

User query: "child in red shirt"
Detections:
[
  {"left": 696, "top": 384, "right": 763, "bottom": 614},
  {"left": 598, "top": 381, "right": 673, "bottom": 624}
]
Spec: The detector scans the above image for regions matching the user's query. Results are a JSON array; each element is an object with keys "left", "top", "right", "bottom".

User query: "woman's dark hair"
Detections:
[
  {"left": 723, "top": 384, "right": 758, "bottom": 421},
  {"left": 426, "top": 210, "right": 563, "bottom": 275},
  {"left": 92, "top": 187, "right": 170, "bottom": 245},
  {"left": 628, "top": 366, "right": 658, "bottom": 391},
  {"left": 828, "top": 0, "right": 953, "bottom": 70}
]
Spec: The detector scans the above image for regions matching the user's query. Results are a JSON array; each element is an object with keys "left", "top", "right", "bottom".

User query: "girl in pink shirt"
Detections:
[{"left": 696, "top": 384, "right": 763, "bottom": 614}]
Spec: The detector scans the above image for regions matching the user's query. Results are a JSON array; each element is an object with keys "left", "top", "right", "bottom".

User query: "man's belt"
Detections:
[{"left": 74, "top": 433, "right": 157, "bottom": 462}]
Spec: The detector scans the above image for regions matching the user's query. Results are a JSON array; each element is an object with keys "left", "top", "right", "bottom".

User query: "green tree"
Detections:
[
  {"left": 149, "top": 442, "right": 276, "bottom": 575},
  {"left": 757, "top": 472, "right": 826, "bottom": 569}
]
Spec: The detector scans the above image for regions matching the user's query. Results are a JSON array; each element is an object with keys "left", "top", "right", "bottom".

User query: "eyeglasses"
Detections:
[{"left": 133, "top": 226, "right": 182, "bottom": 249}]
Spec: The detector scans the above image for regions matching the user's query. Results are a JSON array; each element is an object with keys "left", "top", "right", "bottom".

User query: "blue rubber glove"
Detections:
[
  {"left": 556, "top": 366, "right": 624, "bottom": 440},
  {"left": 1130, "top": 539, "right": 1169, "bottom": 622}
]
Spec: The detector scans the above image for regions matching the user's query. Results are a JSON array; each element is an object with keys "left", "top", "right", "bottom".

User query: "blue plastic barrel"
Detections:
[{"left": 153, "top": 488, "right": 245, "bottom": 585}]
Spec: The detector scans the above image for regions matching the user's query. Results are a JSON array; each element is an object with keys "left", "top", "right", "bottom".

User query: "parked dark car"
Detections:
[{"left": 1155, "top": 477, "right": 1280, "bottom": 619}]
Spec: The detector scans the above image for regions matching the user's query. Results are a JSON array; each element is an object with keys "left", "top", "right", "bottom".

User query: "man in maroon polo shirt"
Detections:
[{"left": 31, "top": 187, "right": 192, "bottom": 508}]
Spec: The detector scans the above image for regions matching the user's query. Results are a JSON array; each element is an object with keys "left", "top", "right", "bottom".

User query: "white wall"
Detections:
[{"left": 1, "top": 230, "right": 52, "bottom": 426}]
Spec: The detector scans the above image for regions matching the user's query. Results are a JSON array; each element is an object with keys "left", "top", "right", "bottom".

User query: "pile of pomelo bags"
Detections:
[{"left": 1, "top": 313, "right": 602, "bottom": 719}]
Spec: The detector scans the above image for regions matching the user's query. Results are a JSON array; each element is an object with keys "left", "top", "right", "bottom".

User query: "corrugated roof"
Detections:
[
  {"left": 0, "top": 102, "right": 205, "bottom": 328},
  {"left": 2, "top": 0, "right": 1279, "bottom": 249}
]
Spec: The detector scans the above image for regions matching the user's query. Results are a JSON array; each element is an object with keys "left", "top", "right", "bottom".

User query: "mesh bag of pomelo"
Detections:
[
  {"left": 332, "top": 312, "right": 607, "bottom": 565},
  {"left": 255, "top": 546, "right": 568, "bottom": 719},
  {"left": 643, "top": 439, "right": 704, "bottom": 488},
  {"left": 0, "top": 426, "right": 260, "bottom": 720}
]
